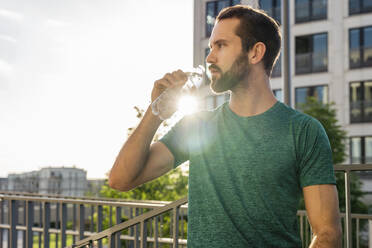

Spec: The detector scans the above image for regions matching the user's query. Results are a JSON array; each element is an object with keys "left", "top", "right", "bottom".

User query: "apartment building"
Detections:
[
  {"left": 7, "top": 167, "right": 88, "bottom": 197},
  {"left": 193, "top": 0, "right": 372, "bottom": 164}
]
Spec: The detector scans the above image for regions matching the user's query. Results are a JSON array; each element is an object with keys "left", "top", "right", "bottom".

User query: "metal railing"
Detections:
[
  {"left": 1, "top": 164, "right": 372, "bottom": 248},
  {"left": 0, "top": 191, "right": 187, "bottom": 248},
  {"left": 72, "top": 197, "right": 188, "bottom": 248}
]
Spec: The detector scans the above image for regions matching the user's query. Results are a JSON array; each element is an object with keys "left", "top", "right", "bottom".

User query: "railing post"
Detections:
[
  {"left": 60, "top": 203, "right": 67, "bottom": 248},
  {"left": 72, "top": 204, "right": 76, "bottom": 244},
  {"left": 154, "top": 216, "right": 159, "bottom": 248},
  {"left": 22, "top": 201, "right": 26, "bottom": 248},
  {"left": 55, "top": 203, "right": 59, "bottom": 247},
  {"left": 39, "top": 202, "right": 42, "bottom": 248},
  {"left": 78, "top": 204, "right": 85, "bottom": 241},
  {"left": 26, "top": 201, "right": 34, "bottom": 248},
  {"left": 97, "top": 205, "right": 103, "bottom": 248},
  {"left": 345, "top": 171, "right": 352, "bottom": 248},
  {"left": 356, "top": 218, "right": 359, "bottom": 248},
  {"left": 0, "top": 199, "right": 3, "bottom": 248},
  {"left": 369, "top": 220, "right": 372, "bottom": 248},
  {"left": 43, "top": 202, "right": 50, "bottom": 248},
  {"left": 108, "top": 233, "right": 115, "bottom": 248},
  {"left": 140, "top": 220, "right": 147, "bottom": 248},
  {"left": 172, "top": 207, "right": 179, "bottom": 248},
  {"left": 134, "top": 208, "right": 139, "bottom": 248},
  {"left": 9, "top": 200, "right": 17, "bottom": 248},
  {"left": 115, "top": 207, "right": 121, "bottom": 247},
  {"left": 109, "top": 206, "right": 113, "bottom": 227},
  {"left": 90, "top": 206, "right": 94, "bottom": 233}
]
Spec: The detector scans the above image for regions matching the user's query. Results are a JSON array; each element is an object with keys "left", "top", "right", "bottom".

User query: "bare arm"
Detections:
[
  {"left": 108, "top": 70, "right": 188, "bottom": 191},
  {"left": 304, "top": 184, "right": 342, "bottom": 248}
]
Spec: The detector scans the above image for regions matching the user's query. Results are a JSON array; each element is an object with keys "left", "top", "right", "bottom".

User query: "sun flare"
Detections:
[{"left": 178, "top": 95, "right": 198, "bottom": 116}]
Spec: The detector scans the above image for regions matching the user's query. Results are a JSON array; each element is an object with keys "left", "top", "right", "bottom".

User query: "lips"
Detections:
[{"left": 208, "top": 65, "right": 222, "bottom": 74}]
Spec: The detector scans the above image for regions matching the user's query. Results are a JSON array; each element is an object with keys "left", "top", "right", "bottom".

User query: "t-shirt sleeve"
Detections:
[
  {"left": 159, "top": 117, "right": 190, "bottom": 168},
  {"left": 297, "top": 117, "right": 336, "bottom": 188}
]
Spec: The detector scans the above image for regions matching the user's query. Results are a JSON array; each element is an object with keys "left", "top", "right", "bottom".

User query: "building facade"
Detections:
[
  {"left": 0, "top": 178, "right": 8, "bottom": 191},
  {"left": 7, "top": 167, "right": 88, "bottom": 197},
  {"left": 193, "top": 0, "right": 372, "bottom": 165}
]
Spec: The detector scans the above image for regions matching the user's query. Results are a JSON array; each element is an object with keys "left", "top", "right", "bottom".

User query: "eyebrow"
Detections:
[{"left": 208, "top": 39, "right": 229, "bottom": 48}]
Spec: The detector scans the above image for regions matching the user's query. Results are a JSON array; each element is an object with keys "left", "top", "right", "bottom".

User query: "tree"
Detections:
[
  {"left": 298, "top": 97, "right": 368, "bottom": 214},
  {"left": 100, "top": 106, "right": 188, "bottom": 202}
]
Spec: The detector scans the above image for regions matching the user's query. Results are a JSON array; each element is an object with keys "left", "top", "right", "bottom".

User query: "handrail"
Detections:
[
  {"left": 72, "top": 196, "right": 188, "bottom": 248},
  {"left": 0, "top": 190, "right": 171, "bottom": 205},
  {"left": 0, "top": 194, "right": 183, "bottom": 209},
  {"left": 334, "top": 164, "right": 372, "bottom": 171}
]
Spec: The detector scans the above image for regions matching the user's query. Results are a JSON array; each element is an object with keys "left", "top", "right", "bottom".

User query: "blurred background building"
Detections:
[{"left": 0, "top": 166, "right": 104, "bottom": 197}]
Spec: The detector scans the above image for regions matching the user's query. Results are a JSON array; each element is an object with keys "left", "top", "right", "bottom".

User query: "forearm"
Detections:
[
  {"left": 309, "top": 228, "right": 342, "bottom": 248},
  {"left": 109, "top": 106, "right": 162, "bottom": 190}
]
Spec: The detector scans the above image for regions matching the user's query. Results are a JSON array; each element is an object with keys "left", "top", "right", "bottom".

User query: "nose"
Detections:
[{"left": 206, "top": 49, "right": 216, "bottom": 65}]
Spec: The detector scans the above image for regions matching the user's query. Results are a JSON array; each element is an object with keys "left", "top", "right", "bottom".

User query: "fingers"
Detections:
[
  {"left": 152, "top": 69, "right": 188, "bottom": 102},
  {"left": 161, "top": 70, "right": 187, "bottom": 88}
]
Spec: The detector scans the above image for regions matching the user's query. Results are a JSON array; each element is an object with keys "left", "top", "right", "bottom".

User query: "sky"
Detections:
[{"left": 0, "top": 0, "right": 193, "bottom": 178}]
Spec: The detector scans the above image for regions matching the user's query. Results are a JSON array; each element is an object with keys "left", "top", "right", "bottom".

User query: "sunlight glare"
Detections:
[{"left": 178, "top": 95, "right": 198, "bottom": 116}]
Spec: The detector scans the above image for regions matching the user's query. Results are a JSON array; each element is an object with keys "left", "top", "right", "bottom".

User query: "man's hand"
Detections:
[
  {"left": 150, "top": 70, "right": 188, "bottom": 120},
  {"left": 304, "top": 184, "right": 342, "bottom": 248},
  {"left": 151, "top": 70, "right": 188, "bottom": 102}
]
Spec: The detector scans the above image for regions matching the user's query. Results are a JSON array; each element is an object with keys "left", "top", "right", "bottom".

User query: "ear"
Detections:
[{"left": 248, "top": 42, "right": 266, "bottom": 65}]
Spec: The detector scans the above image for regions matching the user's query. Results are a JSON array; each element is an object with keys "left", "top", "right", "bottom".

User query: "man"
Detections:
[{"left": 109, "top": 5, "right": 342, "bottom": 248}]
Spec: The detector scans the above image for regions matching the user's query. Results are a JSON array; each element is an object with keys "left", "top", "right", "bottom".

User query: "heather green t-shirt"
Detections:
[{"left": 160, "top": 101, "right": 336, "bottom": 248}]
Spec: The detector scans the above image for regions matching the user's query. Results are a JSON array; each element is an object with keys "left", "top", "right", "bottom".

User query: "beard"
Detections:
[{"left": 209, "top": 53, "right": 250, "bottom": 94}]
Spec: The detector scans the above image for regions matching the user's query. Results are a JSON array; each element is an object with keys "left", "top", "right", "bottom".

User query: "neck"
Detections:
[{"left": 228, "top": 71, "right": 278, "bottom": 117}]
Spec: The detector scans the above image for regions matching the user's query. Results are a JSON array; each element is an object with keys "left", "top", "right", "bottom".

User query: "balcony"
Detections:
[
  {"left": 350, "top": 100, "right": 372, "bottom": 123},
  {"left": 0, "top": 164, "right": 372, "bottom": 248},
  {"left": 295, "top": 52, "right": 327, "bottom": 75}
]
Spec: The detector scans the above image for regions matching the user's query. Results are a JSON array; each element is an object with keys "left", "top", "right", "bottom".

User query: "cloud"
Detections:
[
  {"left": 0, "top": 34, "right": 17, "bottom": 44},
  {"left": 0, "top": 8, "right": 24, "bottom": 22},
  {"left": 0, "top": 59, "right": 14, "bottom": 75},
  {"left": 45, "top": 19, "right": 70, "bottom": 28}
]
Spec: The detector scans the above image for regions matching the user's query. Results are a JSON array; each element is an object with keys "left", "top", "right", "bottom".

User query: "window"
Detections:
[
  {"left": 205, "top": 93, "right": 230, "bottom": 110},
  {"left": 295, "top": 0, "right": 327, "bottom": 23},
  {"left": 295, "top": 33, "right": 328, "bottom": 74},
  {"left": 295, "top": 85, "right": 328, "bottom": 108},
  {"left": 271, "top": 53, "right": 282, "bottom": 77},
  {"left": 350, "top": 81, "right": 372, "bottom": 123},
  {"left": 273, "top": 89, "right": 283, "bottom": 102},
  {"left": 349, "top": 0, "right": 372, "bottom": 15},
  {"left": 206, "top": 0, "right": 241, "bottom": 37},
  {"left": 350, "top": 136, "right": 372, "bottom": 164},
  {"left": 259, "top": 0, "right": 281, "bottom": 24},
  {"left": 349, "top": 26, "right": 372, "bottom": 69}
]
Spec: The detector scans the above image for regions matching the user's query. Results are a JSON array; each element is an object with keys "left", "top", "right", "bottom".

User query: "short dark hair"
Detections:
[{"left": 216, "top": 5, "right": 281, "bottom": 76}]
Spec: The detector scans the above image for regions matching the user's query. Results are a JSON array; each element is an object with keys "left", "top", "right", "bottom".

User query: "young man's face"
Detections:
[{"left": 206, "top": 18, "right": 250, "bottom": 93}]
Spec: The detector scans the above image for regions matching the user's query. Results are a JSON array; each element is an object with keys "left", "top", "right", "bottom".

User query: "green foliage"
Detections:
[
  {"left": 100, "top": 166, "right": 188, "bottom": 201},
  {"left": 298, "top": 97, "right": 368, "bottom": 214}
]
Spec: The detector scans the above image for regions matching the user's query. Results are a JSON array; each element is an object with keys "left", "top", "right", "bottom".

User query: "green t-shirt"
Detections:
[{"left": 160, "top": 101, "right": 336, "bottom": 248}]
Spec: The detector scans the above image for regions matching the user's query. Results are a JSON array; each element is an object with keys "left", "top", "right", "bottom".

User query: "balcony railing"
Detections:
[
  {"left": 350, "top": 100, "right": 372, "bottom": 123},
  {"left": 295, "top": 52, "right": 327, "bottom": 75},
  {"left": 1, "top": 164, "right": 372, "bottom": 248},
  {"left": 0, "top": 192, "right": 187, "bottom": 248}
]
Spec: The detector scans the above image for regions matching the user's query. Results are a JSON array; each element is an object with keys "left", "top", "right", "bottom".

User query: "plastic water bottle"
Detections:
[{"left": 151, "top": 65, "right": 205, "bottom": 120}]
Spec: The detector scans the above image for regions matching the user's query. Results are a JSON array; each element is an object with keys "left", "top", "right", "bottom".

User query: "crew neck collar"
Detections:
[{"left": 224, "top": 100, "right": 281, "bottom": 120}]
